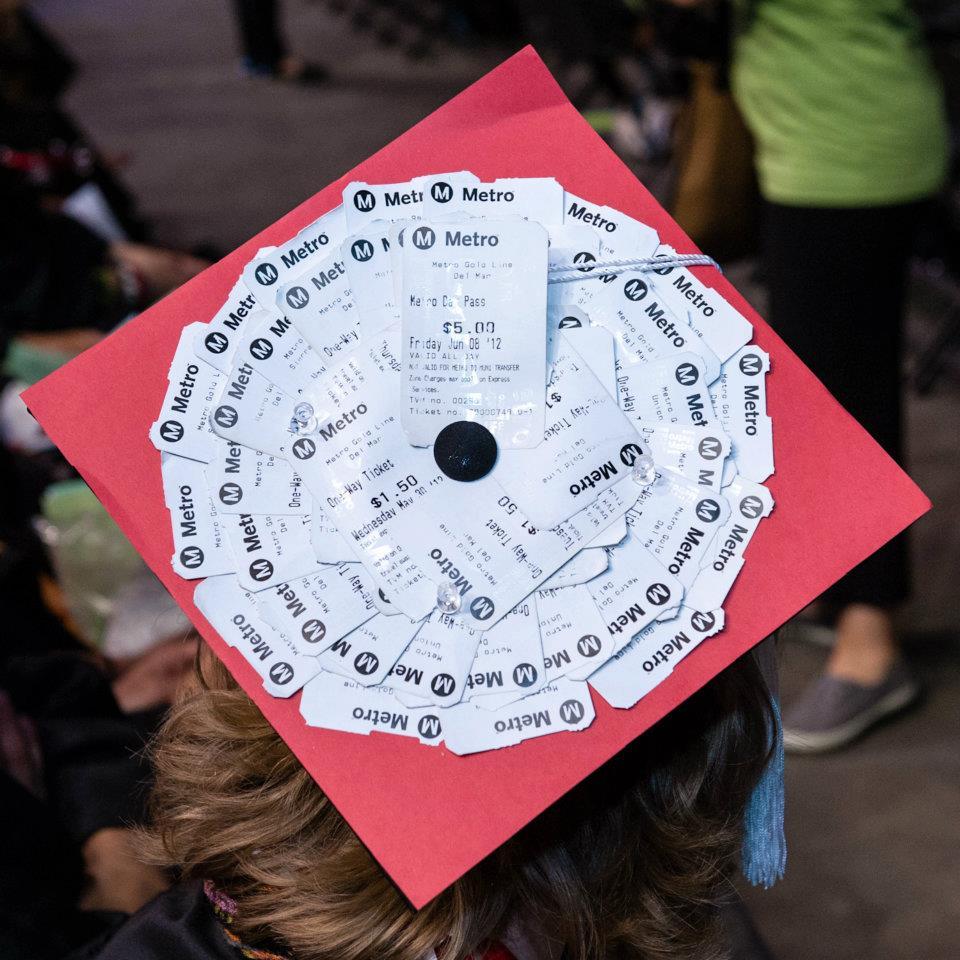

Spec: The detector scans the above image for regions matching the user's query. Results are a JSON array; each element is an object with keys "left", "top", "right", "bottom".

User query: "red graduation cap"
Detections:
[{"left": 23, "top": 47, "right": 929, "bottom": 908}]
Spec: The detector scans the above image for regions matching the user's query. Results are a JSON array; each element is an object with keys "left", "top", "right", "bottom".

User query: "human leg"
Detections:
[{"left": 761, "top": 201, "right": 922, "bottom": 748}]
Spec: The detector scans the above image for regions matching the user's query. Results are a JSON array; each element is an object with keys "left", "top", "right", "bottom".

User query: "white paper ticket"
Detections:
[
  {"left": 590, "top": 606, "right": 725, "bottom": 708},
  {"left": 494, "top": 334, "right": 644, "bottom": 527},
  {"left": 234, "top": 310, "right": 329, "bottom": 399},
  {"left": 587, "top": 531, "right": 683, "bottom": 649},
  {"left": 300, "top": 671, "right": 444, "bottom": 746},
  {"left": 591, "top": 273, "right": 721, "bottom": 382},
  {"left": 150, "top": 323, "right": 223, "bottom": 463},
  {"left": 649, "top": 244, "right": 753, "bottom": 367},
  {"left": 161, "top": 454, "right": 235, "bottom": 578},
  {"left": 342, "top": 177, "right": 433, "bottom": 232},
  {"left": 222, "top": 512, "right": 320, "bottom": 592},
  {"left": 627, "top": 471, "right": 730, "bottom": 591},
  {"left": 463, "top": 599, "right": 545, "bottom": 702},
  {"left": 709, "top": 345, "right": 774, "bottom": 483},
  {"left": 422, "top": 173, "right": 563, "bottom": 224},
  {"left": 209, "top": 359, "right": 296, "bottom": 459},
  {"left": 317, "top": 612, "right": 422, "bottom": 686},
  {"left": 633, "top": 422, "right": 730, "bottom": 492},
  {"left": 559, "top": 192, "right": 659, "bottom": 308},
  {"left": 442, "top": 678, "right": 595, "bottom": 755},
  {"left": 276, "top": 250, "right": 361, "bottom": 370},
  {"left": 538, "top": 548, "right": 608, "bottom": 591},
  {"left": 255, "top": 562, "right": 378, "bottom": 657},
  {"left": 205, "top": 439, "right": 307, "bottom": 515},
  {"left": 242, "top": 206, "right": 347, "bottom": 308},
  {"left": 280, "top": 333, "right": 438, "bottom": 619},
  {"left": 388, "top": 612, "right": 483, "bottom": 707},
  {"left": 341, "top": 222, "right": 399, "bottom": 336},
  {"left": 194, "top": 280, "right": 262, "bottom": 374},
  {"left": 400, "top": 217, "right": 549, "bottom": 448},
  {"left": 616, "top": 352, "right": 719, "bottom": 429},
  {"left": 195, "top": 575, "right": 321, "bottom": 698},
  {"left": 685, "top": 476, "right": 774, "bottom": 611},
  {"left": 537, "top": 583, "right": 613, "bottom": 683}
]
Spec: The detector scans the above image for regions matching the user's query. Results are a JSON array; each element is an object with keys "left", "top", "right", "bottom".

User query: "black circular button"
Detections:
[{"left": 433, "top": 421, "right": 498, "bottom": 482}]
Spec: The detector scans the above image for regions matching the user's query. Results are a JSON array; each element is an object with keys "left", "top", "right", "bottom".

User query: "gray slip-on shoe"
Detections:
[{"left": 782, "top": 660, "right": 921, "bottom": 754}]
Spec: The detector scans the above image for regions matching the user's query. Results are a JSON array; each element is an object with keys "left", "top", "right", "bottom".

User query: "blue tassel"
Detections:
[{"left": 742, "top": 694, "right": 787, "bottom": 887}]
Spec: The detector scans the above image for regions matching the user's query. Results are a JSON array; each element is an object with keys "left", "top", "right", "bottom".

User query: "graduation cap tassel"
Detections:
[{"left": 742, "top": 639, "right": 787, "bottom": 888}]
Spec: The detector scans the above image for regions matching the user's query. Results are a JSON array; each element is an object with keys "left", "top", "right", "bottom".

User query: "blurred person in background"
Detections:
[
  {"left": 1, "top": 7, "right": 210, "bottom": 953},
  {"left": 231, "top": 0, "right": 327, "bottom": 83},
  {"left": 76, "top": 645, "right": 777, "bottom": 960},
  {"left": 1, "top": 0, "right": 209, "bottom": 362},
  {"left": 668, "top": 0, "right": 949, "bottom": 751},
  {"left": 0, "top": 445, "right": 195, "bottom": 958}
]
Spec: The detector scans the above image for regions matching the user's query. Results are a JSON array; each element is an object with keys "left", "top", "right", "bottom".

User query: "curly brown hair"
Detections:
[{"left": 142, "top": 646, "right": 773, "bottom": 960}]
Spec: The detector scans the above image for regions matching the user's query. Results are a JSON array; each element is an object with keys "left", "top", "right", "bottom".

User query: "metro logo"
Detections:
[
  {"left": 204, "top": 331, "right": 229, "bottom": 354},
  {"left": 285, "top": 286, "right": 310, "bottom": 310},
  {"left": 159, "top": 420, "right": 183, "bottom": 443},
  {"left": 469, "top": 596, "right": 495, "bottom": 622},
  {"left": 249, "top": 558, "right": 275, "bottom": 582},
  {"left": 179, "top": 545, "right": 204, "bottom": 569},
  {"left": 301, "top": 619, "right": 327, "bottom": 644},
  {"left": 354, "top": 651, "right": 379, "bottom": 676},
  {"left": 690, "top": 610, "right": 717, "bottom": 632},
  {"left": 740, "top": 353, "right": 763, "bottom": 376},
  {"left": 645, "top": 582, "right": 672, "bottom": 606},
  {"left": 219, "top": 482, "right": 243, "bottom": 505},
  {"left": 249, "top": 338, "right": 273, "bottom": 361},
  {"left": 512, "top": 663, "right": 539, "bottom": 688},
  {"left": 352, "top": 189, "right": 376, "bottom": 212},
  {"left": 269, "top": 662, "right": 294, "bottom": 685},
  {"left": 411, "top": 226, "right": 436, "bottom": 250},
  {"left": 430, "top": 673, "right": 456, "bottom": 697},
  {"left": 559, "top": 699, "right": 585, "bottom": 724},
  {"left": 430, "top": 181, "right": 453, "bottom": 203},
  {"left": 292, "top": 438, "right": 316, "bottom": 460},
  {"left": 695, "top": 499, "right": 722, "bottom": 523},
  {"left": 254, "top": 262, "right": 278, "bottom": 286},
  {"left": 576, "top": 634, "right": 602, "bottom": 658},
  {"left": 351, "top": 239, "right": 374, "bottom": 262},
  {"left": 213, "top": 405, "right": 238, "bottom": 429},
  {"left": 417, "top": 715, "right": 442, "bottom": 739},
  {"left": 698, "top": 437, "right": 723, "bottom": 461}
]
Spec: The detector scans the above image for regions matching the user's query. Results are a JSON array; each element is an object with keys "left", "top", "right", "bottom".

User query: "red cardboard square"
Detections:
[{"left": 23, "top": 47, "right": 929, "bottom": 908}]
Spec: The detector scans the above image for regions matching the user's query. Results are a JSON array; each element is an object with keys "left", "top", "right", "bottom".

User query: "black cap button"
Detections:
[{"left": 433, "top": 421, "right": 498, "bottom": 482}]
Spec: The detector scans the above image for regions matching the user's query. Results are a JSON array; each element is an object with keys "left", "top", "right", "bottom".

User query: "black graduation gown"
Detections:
[{"left": 69, "top": 881, "right": 237, "bottom": 960}]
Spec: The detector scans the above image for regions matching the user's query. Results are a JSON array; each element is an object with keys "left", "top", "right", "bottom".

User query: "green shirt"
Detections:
[{"left": 731, "top": 0, "right": 949, "bottom": 206}]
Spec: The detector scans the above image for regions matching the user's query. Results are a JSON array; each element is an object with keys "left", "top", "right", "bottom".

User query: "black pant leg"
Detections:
[
  {"left": 761, "top": 202, "right": 919, "bottom": 609},
  {"left": 232, "top": 0, "right": 286, "bottom": 70}
]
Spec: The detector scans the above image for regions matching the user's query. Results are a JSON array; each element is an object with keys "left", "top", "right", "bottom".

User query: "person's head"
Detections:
[{"left": 144, "top": 646, "right": 774, "bottom": 960}]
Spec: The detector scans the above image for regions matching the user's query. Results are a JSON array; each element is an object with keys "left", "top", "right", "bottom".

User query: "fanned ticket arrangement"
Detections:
[{"left": 149, "top": 173, "right": 776, "bottom": 756}]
